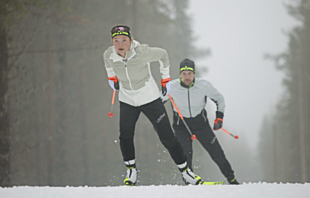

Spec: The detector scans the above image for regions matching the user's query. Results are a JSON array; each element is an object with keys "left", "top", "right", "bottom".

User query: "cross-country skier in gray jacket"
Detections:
[
  {"left": 103, "top": 25, "right": 204, "bottom": 186},
  {"left": 162, "top": 58, "right": 239, "bottom": 184}
]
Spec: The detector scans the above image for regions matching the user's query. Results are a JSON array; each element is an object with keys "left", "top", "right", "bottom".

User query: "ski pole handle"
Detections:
[
  {"left": 108, "top": 90, "right": 116, "bottom": 117},
  {"left": 221, "top": 128, "right": 239, "bottom": 139},
  {"left": 168, "top": 94, "right": 196, "bottom": 140}
]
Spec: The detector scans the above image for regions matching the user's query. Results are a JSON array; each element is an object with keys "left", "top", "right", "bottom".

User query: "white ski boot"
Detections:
[
  {"left": 124, "top": 167, "right": 137, "bottom": 186},
  {"left": 181, "top": 167, "right": 203, "bottom": 185}
]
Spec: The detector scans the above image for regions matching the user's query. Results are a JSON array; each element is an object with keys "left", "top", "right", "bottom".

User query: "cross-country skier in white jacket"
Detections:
[
  {"left": 162, "top": 58, "right": 240, "bottom": 184},
  {"left": 103, "top": 25, "right": 204, "bottom": 186}
]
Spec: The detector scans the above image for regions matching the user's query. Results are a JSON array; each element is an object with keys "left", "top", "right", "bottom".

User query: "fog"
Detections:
[
  {"left": 189, "top": 0, "right": 299, "bottom": 148},
  {"left": 1, "top": 0, "right": 309, "bottom": 187}
]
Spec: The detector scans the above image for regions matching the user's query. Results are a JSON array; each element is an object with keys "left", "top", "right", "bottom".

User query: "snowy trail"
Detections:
[{"left": 1, "top": 183, "right": 310, "bottom": 198}]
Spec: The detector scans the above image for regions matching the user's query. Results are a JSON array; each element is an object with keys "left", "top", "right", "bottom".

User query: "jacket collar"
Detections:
[
  {"left": 110, "top": 40, "right": 140, "bottom": 62},
  {"left": 180, "top": 77, "right": 195, "bottom": 88}
]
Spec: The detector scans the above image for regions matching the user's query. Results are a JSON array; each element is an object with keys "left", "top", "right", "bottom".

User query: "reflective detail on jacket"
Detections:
[{"left": 103, "top": 40, "right": 170, "bottom": 106}]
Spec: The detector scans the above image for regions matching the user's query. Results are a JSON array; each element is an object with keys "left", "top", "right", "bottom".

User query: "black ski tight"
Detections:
[
  {"left": 175, "top": 124, "right": 235, "bottom": 179},
  {"left": 119, "top": 98, "right": 186, "bottom": 165}
]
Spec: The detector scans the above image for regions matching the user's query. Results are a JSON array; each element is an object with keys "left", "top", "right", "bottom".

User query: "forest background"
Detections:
[{"left": 0, "top": 0, "right": 309, "bottom": 186}]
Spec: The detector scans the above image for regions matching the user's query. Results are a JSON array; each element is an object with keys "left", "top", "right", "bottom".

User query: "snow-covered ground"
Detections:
[{"left": 1, "top": 183, "right": 310, "bottom": 198}]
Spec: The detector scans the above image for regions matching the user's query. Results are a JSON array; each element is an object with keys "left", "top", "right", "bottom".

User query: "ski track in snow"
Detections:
[{"left": 1, "top": 183, "right": 310, "bottom": 198}]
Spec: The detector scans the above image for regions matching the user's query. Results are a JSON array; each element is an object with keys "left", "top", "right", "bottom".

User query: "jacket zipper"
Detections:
[
  {"left": 123, "top": 59, "right": 134, "bottom": 90},
  {"left": 187, "top": 89, "right": 192, "bottom": 117}
]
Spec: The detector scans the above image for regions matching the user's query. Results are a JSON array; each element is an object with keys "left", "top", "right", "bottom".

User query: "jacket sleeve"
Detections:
[
  {"left": 103, "top": 50, "right": 116, "bottom": 78},
  {"left": 205, "top": 81, "right": 225, "bottom": 113},
  {"left": 143, "top": 45, "right": 170, "bottom": 79}
]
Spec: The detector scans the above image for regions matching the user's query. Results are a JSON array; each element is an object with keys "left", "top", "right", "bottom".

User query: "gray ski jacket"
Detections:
[
  {"left": 103, "top": 40, "right": 170, "bottom": 107},
  {"left": 162, "top": 78, "right": 225, "bottom": 129}
]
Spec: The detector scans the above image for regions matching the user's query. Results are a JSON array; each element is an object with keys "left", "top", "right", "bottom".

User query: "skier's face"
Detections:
[
  {"left": 180, "top": 71, "right": 195, "bottom": 86},
  {"left": 112, "top": 35, "right": 131, "bottom": 58}
]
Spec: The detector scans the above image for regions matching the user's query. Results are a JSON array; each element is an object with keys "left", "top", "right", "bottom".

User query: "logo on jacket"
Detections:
[{"left": 156, "top": 113, "right": 166, "bottom": 123}]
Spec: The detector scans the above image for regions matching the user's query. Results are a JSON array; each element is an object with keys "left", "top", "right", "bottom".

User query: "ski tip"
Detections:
[{"left": 235, "top": 135, "right": 239, "bottom": 139}]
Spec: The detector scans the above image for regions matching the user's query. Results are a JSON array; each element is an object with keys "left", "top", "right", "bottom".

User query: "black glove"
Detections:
[
  {"left": 213, "top": 111, "right": 224, "bottom": 130},
  {"left": 114, "top": 81, "right": 119, "bottom": 90}
]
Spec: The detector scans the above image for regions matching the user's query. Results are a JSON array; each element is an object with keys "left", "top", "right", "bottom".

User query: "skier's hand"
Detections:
[
  {"left": 213, "top": 111, "right": 224, "bottom": 130},
  {"left": 213, "top": 118, "right": 223, "bottom": 130},
  {"left": 108, "top": 76, "right": 119, "bottom": 91},
  {"left": 160, "top": 78, "right": 171, "bottom": 96}
]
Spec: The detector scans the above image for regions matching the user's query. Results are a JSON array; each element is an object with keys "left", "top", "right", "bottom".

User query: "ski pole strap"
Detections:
[
  {"left": 108, "top": 76, "right": 118, "bottom": 83},
  {"left": 214, "top": 118, "right": 223, "bottom": 125},
  {"left": 160, "top": 78, "right": 170, "bottom": 88}
]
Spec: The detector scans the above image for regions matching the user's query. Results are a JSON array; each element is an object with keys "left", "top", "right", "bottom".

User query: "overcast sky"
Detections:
[{"left": 188, "top": 0, "right": 300, "bottom": 148}]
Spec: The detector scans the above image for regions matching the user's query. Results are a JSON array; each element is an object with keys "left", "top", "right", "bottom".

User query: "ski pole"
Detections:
[
  {"left": 168, "top": 94, "right": 196, "bottom": 140},
  {"left": 108, "top": 90, "right": 116, "bottom": 117},
  {"left": 221, "top": 128, "right": 239, "bottom": 139}
]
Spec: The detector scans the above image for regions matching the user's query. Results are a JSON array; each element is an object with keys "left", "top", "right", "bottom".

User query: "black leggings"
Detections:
[
  {"left": 175, "top": 123, "right": 235, "bottom": 179},
  {"left": 119, "top": 98, "right": 186, "bottom": 165}
]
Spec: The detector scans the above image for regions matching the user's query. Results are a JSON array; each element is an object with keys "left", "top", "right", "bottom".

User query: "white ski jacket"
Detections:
[
  {"left": 103, "top": 40, "right": 170, "bottom": 107},
  {"left": 162, "top": 78, "right": 225, "bottom": 130}
]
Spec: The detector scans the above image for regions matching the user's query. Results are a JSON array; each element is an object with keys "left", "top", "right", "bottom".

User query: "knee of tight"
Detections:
[
  {"left": 212, "top": 156, "right": 227, "bottom": 166},
  {"left": 119, "top": 133, "right": 134, "bottom": 140},
  {"left": 160, "top": 138, "right": 178, "bottom": 149}
]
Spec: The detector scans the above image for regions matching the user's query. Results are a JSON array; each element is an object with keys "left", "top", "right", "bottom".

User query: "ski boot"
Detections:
[
  {"left": 228, "top": 177, "right": 239, "bottom": 185},
  {"left": 124, "top": 167, "right": 137, "bottom": 186},
  {"left": 181, "top": 167, "right": 204, "bottom": 185}
]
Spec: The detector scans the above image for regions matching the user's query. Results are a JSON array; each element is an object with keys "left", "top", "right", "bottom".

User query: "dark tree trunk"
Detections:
[{"left": 0, "top": 24, "right": 10, "bottom": 186}]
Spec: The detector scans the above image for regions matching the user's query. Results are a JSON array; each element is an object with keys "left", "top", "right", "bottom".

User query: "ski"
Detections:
[
  {"left": 120, "top": 181, "right": 224, "bottom": 187},
  {"left": 201, "top": 181, "right": 224, "bottom": 185}
]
